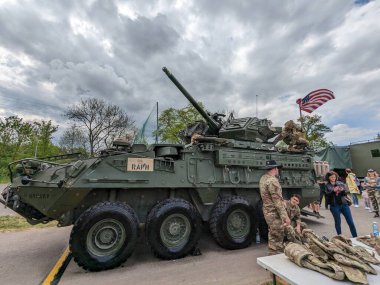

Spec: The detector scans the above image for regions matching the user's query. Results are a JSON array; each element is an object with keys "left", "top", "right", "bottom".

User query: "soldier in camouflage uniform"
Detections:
[
  {"left": 272, "top": 120, "right": 308, "bottom": 152},
  {"left": 364, "top": 169, "right": 379, "bottom": 217},
  {"left": 259, "top": 160, "right": 290, "bottom": 255},
  {"left": 284, "top": 194, "right": 308, "bottom": 242}
]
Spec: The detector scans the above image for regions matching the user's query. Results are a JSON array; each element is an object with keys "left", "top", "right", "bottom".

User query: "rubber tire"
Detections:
[
  {"left": 146, "top": 198, "right": 202, "bottom": 260},
  {"left": 69, "top": 201, "right": 139, "bottom": 271},
  {"left": 210, "top": 196, "right": 255, "bottom": 250},
  {"left": 256, "top": 199, "right": 268, "bottom": 242}
]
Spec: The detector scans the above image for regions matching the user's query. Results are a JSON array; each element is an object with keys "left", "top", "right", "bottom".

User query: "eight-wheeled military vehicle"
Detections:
[{"left": 1, "top": 67, "right": 319, "bottom": 271}]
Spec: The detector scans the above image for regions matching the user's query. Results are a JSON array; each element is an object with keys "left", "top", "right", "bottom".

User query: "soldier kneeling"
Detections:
[{"left": 284, "top": 194, "right": 308, "bottom": 243}]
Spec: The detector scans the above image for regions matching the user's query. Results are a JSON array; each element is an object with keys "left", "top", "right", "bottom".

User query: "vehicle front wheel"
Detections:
[
  {"left": 69, "top": 201, "right": 139, "bottom": 271},
  {"left": 210, "top": 196, "right": 255, "bottom": 249},
  {"left": 146, "top": 198, "right": 202, "bottom": 260}
]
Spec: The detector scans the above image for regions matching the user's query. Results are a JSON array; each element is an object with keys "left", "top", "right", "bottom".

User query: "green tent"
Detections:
[{"left": 313, "top": 146, "right": 352, "bottom": 170}]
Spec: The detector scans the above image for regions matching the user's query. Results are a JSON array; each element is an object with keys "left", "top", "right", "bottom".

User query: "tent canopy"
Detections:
[{"left": 313, "top": 146, "right": 352, "bottom": 170}]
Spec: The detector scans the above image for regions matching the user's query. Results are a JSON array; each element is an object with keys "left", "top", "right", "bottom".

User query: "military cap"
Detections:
[{"left": 260, "top": 160, "right": 283, "bottom": 170}]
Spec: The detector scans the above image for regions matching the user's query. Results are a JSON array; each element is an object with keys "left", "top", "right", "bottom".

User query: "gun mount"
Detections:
[
  {"left": 163, "top": 67, "right": 281, "bottom": 143},
  {"left": 163, "top": 67, "right": 221, "bottom": 134}
]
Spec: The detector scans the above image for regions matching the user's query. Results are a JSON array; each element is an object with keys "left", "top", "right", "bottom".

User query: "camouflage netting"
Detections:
[{"left": 284, "top": 230, "right": 380, "bottom": 284}]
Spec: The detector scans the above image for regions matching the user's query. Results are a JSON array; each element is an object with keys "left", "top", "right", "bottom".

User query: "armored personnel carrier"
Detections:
[{"left": 1, "top": 67, "right": 319, "bottom": 271}]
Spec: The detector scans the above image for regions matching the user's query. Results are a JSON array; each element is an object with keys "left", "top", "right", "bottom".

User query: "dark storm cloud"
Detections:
[
  {"left": 0, "top": 85, "right": 66, "bottom": 119},
  {"left": 83, "top": 1, "right": 181, "bottom": 59},
  {"left": 0, "top": 0, "right": 184, "bottom": 123},
  {"left": 0, "top": 0, "right": 379, "bottom": 145}
]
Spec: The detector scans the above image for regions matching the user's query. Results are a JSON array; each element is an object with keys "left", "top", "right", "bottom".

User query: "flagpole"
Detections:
[
  {"left": 256, "top": 95, "right": 258, "bottom": 117},
  {"left": 156, "top": 101, "right": 158, "bottom": 144},
  {"left": 298, "top": 103, "right": 304, "bottom": 130}
]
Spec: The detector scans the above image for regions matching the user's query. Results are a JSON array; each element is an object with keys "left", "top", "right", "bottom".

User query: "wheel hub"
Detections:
[
  {"left": 87, "top": 218, "right": 126, "bottom": 257},
  {"left": 96, "top": 227, "right": 117, "bottom": 249},
  {"left": 230, "top": 215, "right": 243, "bottom": 229},
  {"left": 226, "top": 209, "right": 250, "bottom": 239},
  {"left": 169, "top": 222, "right": 181, "bottom": 235},
  {"left": 160, "top": 213, "right": 191, "bottom": 249}
]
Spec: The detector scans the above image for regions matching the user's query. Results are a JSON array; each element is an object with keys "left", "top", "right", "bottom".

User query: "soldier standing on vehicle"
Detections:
[
  {"left": 259, "top": 160, "right": 290, "bottom": 255},
  {"left": 272, "top": 120, "right": 309, "bottom": 152}
]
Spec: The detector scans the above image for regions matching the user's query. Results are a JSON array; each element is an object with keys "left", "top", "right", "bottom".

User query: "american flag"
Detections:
[{"left": 296, "top": 89, "right": 335, "bottom": 113}]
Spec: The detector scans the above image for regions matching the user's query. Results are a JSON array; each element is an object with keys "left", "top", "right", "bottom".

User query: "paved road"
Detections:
[
  {"left": 0, "top": 184, "right": 376, "bottom": 285},
  {"left": 0, "top": 227, "right": 71, "bottom": 285}
]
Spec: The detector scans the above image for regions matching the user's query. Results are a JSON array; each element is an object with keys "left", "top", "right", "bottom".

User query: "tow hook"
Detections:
[
  {"left": 1, "top": 184, "right": 11, "bottom": 209},
  {"left": 12, "top": 195, "right": 20, "bottom": 210}
]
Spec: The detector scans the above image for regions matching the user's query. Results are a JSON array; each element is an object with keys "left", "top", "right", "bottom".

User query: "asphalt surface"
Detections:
[
  {"left": 0, "top": 182, "right": 377, "bottom": 285},
  {"left": 0, "top": 227, "right": 71, "bottom": 285}
]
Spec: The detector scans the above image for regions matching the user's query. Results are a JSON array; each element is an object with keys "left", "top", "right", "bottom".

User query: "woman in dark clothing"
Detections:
[{"left": 325, "top": 171, "right": 357, "bottom": 237}]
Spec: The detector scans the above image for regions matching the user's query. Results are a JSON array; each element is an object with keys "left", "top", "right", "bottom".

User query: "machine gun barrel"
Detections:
[{"left": 162, "top": 67, "right": 221, "bottom": 133}]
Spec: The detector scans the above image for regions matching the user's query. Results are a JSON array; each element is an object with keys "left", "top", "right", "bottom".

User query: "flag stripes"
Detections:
[{"left": 296, "top": 89, "right": 335, "bottom": 113}]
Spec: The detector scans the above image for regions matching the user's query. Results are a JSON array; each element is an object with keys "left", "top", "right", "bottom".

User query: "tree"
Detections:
[
  {"left": 33, "top": 120, "right": 59, "bottom": 157},
  {"left": 58, "top": 124, "right": 88, "bottom": 154},
  {"left": 0, "top": 116, "right": 34, "bottom": 160},
  {"left": 0, "top": 116, "right": 59, "bottom": 181},
  {"left": 297, "top": 114, "right": 332, "bottom": 150},
  {"left": 64, "top": 98, "right": 135, "bottom": 156},
  {"left": 157, "top": 103, "right": 205, "bottom": 143}
]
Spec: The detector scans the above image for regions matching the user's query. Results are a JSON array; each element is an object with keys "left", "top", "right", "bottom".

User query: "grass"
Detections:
[
  {"left": 0, "top": 178, "right": 10, "bottom": 183},
  {"left": 0, "top": 215, "right": 57, "bottom": 232}
]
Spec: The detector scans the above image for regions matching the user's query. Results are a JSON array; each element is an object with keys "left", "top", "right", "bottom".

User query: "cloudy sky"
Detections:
[{"left": 0, "top": 0, "right": 379, "bottom": 146}]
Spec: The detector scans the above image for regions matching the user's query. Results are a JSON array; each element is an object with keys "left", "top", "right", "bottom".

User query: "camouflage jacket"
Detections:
[
  {"left": 259, "top": 174, "right": 288, "bottom": 221},
  {"left": 364, "top": 176, "right": 380, "bottom": 190},
  {"left": 285, "top": 200, "right": 301, "bottom": 225}
]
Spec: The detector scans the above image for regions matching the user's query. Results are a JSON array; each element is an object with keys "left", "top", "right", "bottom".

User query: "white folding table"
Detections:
[{"left": 257, "top": 239, "right": 380, "bottom": 285}]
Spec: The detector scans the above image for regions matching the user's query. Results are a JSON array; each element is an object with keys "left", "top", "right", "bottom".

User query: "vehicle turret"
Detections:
[{"left": 163, "top": 67, "right": 281, "bottom": 143}]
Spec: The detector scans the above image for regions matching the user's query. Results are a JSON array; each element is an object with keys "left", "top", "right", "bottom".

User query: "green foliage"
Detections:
[
  {"left": 33, "top": 120, "right": 59, "bottom": 157},
  {"left": 0, "top": 215, "right": 57, "bottom": 232},
  {"left": 157, "top": 103, "right": 204, "bottom": 143},
  {"left": 0, "top": 116, "right": 59, "bottom": 181},
  {"left": 297, "top": 114, "right": 332, "bottom": 150}
]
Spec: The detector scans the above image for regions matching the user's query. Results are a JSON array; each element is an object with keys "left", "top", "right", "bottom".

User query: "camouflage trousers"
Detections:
[
  {"left": 368, "top": 188, "right": 379, "bottom": 212},
  {"left": 375, "top": 191, "right": 380, "bottom": 212},
  {"left": 264, "top": 215, "right": 285, "bottom": 255},
  {"left": 285, "top": 222, "right": 307, "bottom": 243}
]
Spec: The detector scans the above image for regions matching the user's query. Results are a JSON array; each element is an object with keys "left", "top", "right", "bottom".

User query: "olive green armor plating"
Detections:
[{"left": 1, "top": 67, "right": 319, "bottom": 272}]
